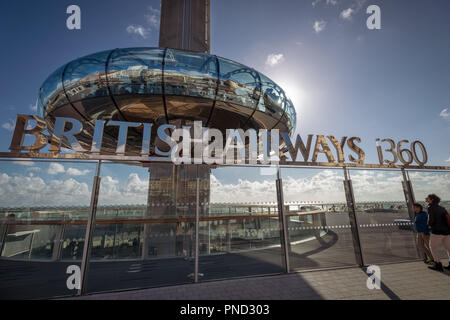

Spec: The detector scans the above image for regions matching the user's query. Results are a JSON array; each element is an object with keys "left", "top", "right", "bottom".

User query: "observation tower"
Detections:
[{"left": 38, "top": 0, "right": 297, "bottom": 258}]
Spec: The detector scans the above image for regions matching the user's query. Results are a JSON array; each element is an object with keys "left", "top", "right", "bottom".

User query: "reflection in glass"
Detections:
[
  {"left": 257, "top": 73, "right": 285, "bottom": 120},
  {"left": 198, "top": 167, "right": 284, "bottom": 281},
  {"left": 63, "top": 51, "right": 111, "bottom": 102},
  {"left": 39, "top": 47, "right": 296, "bottom": 153},
  {"left": 408, "top": 170, "right": 450, "bottom": 259},
  {"left": 108, "top": 48, "right": 164, "bottom": 96},
  {"left": 40, "top": 66, "right": 68, "bottom": 114},
  {"left": 61, "top": 225, "right": 86, "bottom": 260},
  {"left": 0, "top": 161, "right": 96, "bottom": 299},
  {"left": 281, "top": 168, "right": 357, "bottom": 270},
  {"left": 91, "top": 223, "right": 142, "bottom": 260},
  {"left": 216, "top": 57, "right": 261, "bottom": 111},
  {"left": 350, "top": 169, "right": 418, "bottom": 264},
  {"left": 165, "top": 49, "right": 218, "bottom": 99},
  {"left": 0, "top": 158, "right": 440, "bottom": 298},
  {"left": 282, "top": 98, "right": 296, "bottom": 132},
  {"left": 86, "top": 162, "right": 196, "bottom": 294}
]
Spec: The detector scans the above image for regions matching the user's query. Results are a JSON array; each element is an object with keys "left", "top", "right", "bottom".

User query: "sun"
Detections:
[
  {"left": 280, "top": 82, "right": 303, "bottom": 104},
  {"left": 277, "top": 80, "right": 305, "bottom": 113}
]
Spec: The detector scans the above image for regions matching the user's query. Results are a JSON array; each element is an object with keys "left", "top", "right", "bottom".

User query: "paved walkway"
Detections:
[{"left": 66, "top": 260, "right": 450, "bottom": 300}]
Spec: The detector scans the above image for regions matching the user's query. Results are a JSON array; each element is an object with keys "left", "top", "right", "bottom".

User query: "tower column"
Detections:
[{"left": 159, "top": 0, "right": 210, "bottom": 53}]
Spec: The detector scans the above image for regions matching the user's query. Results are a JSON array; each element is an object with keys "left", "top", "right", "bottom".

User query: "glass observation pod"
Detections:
[{"left": 38, "top": 47, "right": 297, "bottom": 154}]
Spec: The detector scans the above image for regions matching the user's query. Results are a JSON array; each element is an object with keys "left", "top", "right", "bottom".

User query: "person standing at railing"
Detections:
[
  {"left": 413, "top": 203, "right": 433, "bottom": 265},
  {"left": 425, "top": 194, "right": 450, "bottom": 272}
]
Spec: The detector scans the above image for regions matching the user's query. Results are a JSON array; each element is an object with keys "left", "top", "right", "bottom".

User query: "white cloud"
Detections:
[
  {"left": 340, "top": 8, "right": 354, "bottom": 20},
  {"left": 122, "top": 173, "right": 149, "bottom": 195},
  {"left": 99, "top": 175, "right": 120, "bottom": 196},
  {"left": 440, "top": 108, "right": 449, "bottom": 120},
  {"left": 47, "top": 163, "right": 65, "bottom": 175},
  {"left": 30, "top": 100, "right": 38, "bottom": 112},
  {"left": 407, "top": 171, "right": 450, "bottom": 201},
  {"left": 209, "top": 170, "right": 450, "bottom": 204},
  {"left": 313, "top": 0, "right": 338, "bottom": 7},
  {"left": 0, "top": 171, "right": 149, "bottom": 208},
  {"left": 145, "top": 6, "right": 160, "bottom": 28},
  {"left": 126, "top": 25, "right": 148, "bottom": 38},
  {"left": 126, "top": 6, "right": 161, "bottom": 39},
  {"left": 1, "top": 169, "right": 449, "bottom": 209},
  {"left": 98, "top": 173, "right": 149, "bottom": 206},
  {"left": 0, "top": 173, "right": 91, "bottom": 207},
  {"left": 12, "top": 161, "right": 35, "bottom": 166},
  {"left": 265, "top": 53, "right": 285, "bottom": 67},
  {"left": 61, "top": 147, "right": 76, "bottom": 154},
  {"left": 353, "top": 0, "right": 368, "bottom": 11},
  {"left": 210, "top": 175, "right": 277, "bottom": 203},
  {"left": 2, "top": 119, "right": 15, "bottom": 132},
  {"left": 67, "top": 168, "right": 91, "bottom": 176},
  {"left": 210, "top": 170, "right": 347, "bottom": 204},
  {"left": 313, "top": 20, "right": 327, "bottom": 34}
]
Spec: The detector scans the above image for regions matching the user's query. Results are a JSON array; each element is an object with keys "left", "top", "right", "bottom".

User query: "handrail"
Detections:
[
  {"left": 0, "top": 210, "right": 327, "bottom": 226},
  {"left": 2, "top": 153, "right": 450, "bottom": 171}
]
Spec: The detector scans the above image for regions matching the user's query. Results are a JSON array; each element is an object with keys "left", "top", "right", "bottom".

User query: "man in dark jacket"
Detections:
[
  {"left": 413, "top": 203, "right": 433, "bottom": 264},
  {"left": 426, "top": 194, "right": 450, "bottom": 271}
]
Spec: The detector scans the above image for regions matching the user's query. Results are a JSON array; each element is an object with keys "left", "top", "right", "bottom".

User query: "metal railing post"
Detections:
[
  {"left": 194, "top": 172, "right": 200, "bottom": 283},
  {"left": 142, "top": 167, "right": 151, "bottom": 261},
  {"left": 78, "top": 160, "right": 102, "bottom": 296},
  {"left": 276, "top": 167, "right": 290, "bottom": 273},
  {"left": 401, "top": 169, "right": 416, "bottom": 222},
  {"left": 52, "top": 224, "right": 65, "bottom": 261},
  {"left": 28, "top": 233, "right": 35, "bottom": 259},
  {"left": 0, "top": 224, "right": 8, "bottom": 258},
  {"left": 401, "top": 169, "right": 421, "bottom": 258},
  {"left": 343, "top": 167, "right": 365, "bottom": 267}
]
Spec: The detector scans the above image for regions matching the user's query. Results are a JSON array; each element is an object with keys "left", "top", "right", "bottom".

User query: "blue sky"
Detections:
[{"left": 0, "top": 0, "right": 450, "bottom": 166}]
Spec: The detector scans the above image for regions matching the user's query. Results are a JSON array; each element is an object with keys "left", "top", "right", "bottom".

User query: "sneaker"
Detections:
[{"left": 428, "top": 262, "right": 444, "bottom": 272}]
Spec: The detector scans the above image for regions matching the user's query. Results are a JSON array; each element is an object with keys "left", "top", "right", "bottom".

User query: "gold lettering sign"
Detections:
[
  {"left": 3, "top": 114, "right": 431, "bottom": 169},
  {"left": 9, "top": 115, "right": 48, "bottom": 152}
]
